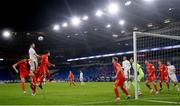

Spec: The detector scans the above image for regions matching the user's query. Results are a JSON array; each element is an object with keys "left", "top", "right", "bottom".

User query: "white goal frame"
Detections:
[{"left": 133, "top": 31, "right": 180, "bottom": 99}]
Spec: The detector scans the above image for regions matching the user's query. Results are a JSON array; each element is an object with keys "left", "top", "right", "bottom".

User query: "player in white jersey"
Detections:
[
  {"left": 29, "top": 43, "right": 39, "bottom": 73},
  {"left": 122, "top": 56, "right": 131, "bottom": 91},
  {"left": 79, "top": 71, "right": 85, "bottom": 85},
  {"left": 167, "top": 61, "right": 179, "bottom": 91}
]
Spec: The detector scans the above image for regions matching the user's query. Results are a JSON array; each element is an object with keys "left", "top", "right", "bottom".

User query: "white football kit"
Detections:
[
  {"left": 167, "top": 65, "right": 178, "bottom": 82},
  {"left": 80, "top": 72, "right": 84, "bottom": 82},
  {"left": 122, "top": 60, "right": 131, "bottom": 79},
  {"left": 29, "top": 47, "right": 38, "bottom": 71}
]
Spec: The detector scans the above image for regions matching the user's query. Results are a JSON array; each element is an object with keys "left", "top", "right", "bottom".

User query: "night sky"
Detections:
[{"left": 0, "top": 0, "right": 103, "bottom": 31}]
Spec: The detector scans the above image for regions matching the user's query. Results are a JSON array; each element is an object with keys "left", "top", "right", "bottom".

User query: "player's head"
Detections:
[
  {"left": 130, "top": 57, "right": 133, "bottom": 63},
  {"left": 22, "top": 56, "right": 28, "bottom": 62},
  {"left": 158, "top": 60, "right": 162, "bottom": 65},
  {"left": 145, "top": 60, "right": 149, "bottom": 64},
  {"left": 112, "top": 57, "right": 118, "bottom": 63},
  {"left": 30, "top": 43, "right": 35, "bottom": 48},
  {"left": 123, "top": 56, "right": 127, "bottom": 61},
  {"left": 167, "top": 61, "right": 171, "bottom": 65},
  {"left": 45, "top": 50, "right": 50, "bottom": 56}
]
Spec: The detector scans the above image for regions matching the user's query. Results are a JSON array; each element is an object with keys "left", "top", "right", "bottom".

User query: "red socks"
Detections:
[
  {"left": 114, "top": 87, "right": 119, "bottom": 97},
  {"left": 146, "top": 83, "right": 151, "bottom": 90},
  {"left": 121, "top": 87, "right": 129, "bottom": 96},
  {"left": 153, "top": 84, "right": 158, "bottom": 92},
  {"left": 21, "top": 82, "right": 25, "bottom": 92}
]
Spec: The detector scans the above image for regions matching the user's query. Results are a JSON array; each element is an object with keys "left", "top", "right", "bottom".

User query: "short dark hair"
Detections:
[
  {"left": 45, "top": 50, "right": 50, "bottom": 54},
  {"left": 112, "top": 57, "right": 118, "bottom": 62},
  {"left": 30, "top": 43, "right": 35, "bottom": 46}
]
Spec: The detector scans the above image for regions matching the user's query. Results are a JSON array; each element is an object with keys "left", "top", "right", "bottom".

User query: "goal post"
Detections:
[{"left": 133, "top": 31, "right": 180, "bottom": 100}]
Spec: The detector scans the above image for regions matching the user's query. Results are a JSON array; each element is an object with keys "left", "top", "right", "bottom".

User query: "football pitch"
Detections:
[{"left": 0, "top": 82, "right": 179, "bottom": 105}]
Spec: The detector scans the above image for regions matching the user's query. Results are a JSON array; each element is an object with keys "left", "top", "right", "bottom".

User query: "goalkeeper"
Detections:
[{"left": 130, "top": 58, "right": 144, "bottom": 95}]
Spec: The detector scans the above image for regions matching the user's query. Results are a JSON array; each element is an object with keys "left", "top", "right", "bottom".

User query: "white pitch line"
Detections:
[
  {"left": 80, "top": 100, "right": 115, "bottom": 105},
  {"left": 140, "top": 99, "right": 179, "bottom": 104}
]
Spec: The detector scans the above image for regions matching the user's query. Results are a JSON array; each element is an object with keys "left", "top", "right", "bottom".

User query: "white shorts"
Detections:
[
  {"left": 29, "top": 60, "right": 38, "bottom": 71},
  {"left": 124, "top": 70, "right": 130, "bottom": 79},
  {"left": 169, "top": 73, "right": 178, "bottom": 82},
  {"left": 80, "top": 77, "right": 83, "bottom": 82}
]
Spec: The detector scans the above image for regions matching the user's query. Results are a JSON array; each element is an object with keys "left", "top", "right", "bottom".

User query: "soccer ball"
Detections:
[{"left": 38, "top": 36, "right": 44, "bottom": 41}]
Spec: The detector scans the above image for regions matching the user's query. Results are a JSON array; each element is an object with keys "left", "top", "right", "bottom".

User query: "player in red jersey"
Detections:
[
  {"left": 145, "top": 60, "right": 158, "bottom": 94},
  {"left": 158, "top": 60, "right": 170, "bottom": 92},
  {"left": 12, "top": 58, "right": 30, "bottom": 94},
  {"left": 68, "top": 71, "right": 75, "bottom": 86},
  {"left": 112, "top": 57, "right": 130, "bottom": 101},
  {"left": 39, "top": 51, "right": 55, "bottom": 89},
  {"left": 30, "top": 67, "right": 42, "bottom": 96}
]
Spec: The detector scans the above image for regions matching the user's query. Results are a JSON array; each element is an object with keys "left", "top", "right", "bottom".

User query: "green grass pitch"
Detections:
[{"left": 0, "top": 82, "right": 179, "bottom": 105}]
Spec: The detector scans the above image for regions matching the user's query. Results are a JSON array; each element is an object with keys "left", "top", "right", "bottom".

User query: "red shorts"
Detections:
[
  {"left": 20, "top": 71, "right": 29, "bottom": 79},
  {"left": 146, "top": 76, "right": 156, "bottom": 82},
  {"left": 160, "top": 76, "right": 169, "bottom": 82},
  {"left": 69, "top": 78, "right": 73, "bottom": 81},
  {"left": 40, "top": 65, "right": 48, "bottom": 75},
  {"left": 115, "top": 78, "right": 125, "bottom": 88}
]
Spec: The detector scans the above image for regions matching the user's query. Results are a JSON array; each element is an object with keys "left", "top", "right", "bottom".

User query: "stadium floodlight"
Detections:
[
  {"left": 108, "top": 3, "right": 119, "bottom": 14},
  {"left": 2, "top": 30, "right": 11, "bottom": 38},
  {"left": 71, "top": 17, "right": 81, "bottom": 26},
  {"left": 53, "top": 24, "right": 60, "bottom": 31},
  {"left": 96, "top": 10, "right": 103, "bottom": 17},
  {"left": 106, "top": 24, "right": 111, "bottom": 28},
  {"left": 119, "top": 20, "right": 125, "bottom": 26},
  {"left": 125, "top": 1, "right": 132, "bottom": 6},
  {"left": 82, "top": 16, "right": 88, "bottom": 21},
  {"left": 62, "top": 22, "right": 68, "bottom": 27}
]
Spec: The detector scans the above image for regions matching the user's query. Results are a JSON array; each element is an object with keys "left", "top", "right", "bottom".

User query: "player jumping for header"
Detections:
[{"left": 12, "top": 57, "right": 30, "bottom": 94}]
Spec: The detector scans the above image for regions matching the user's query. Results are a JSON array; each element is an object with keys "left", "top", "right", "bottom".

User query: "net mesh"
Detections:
[{"left": 134, "top": 32, "right": 180, "bottom": 98}]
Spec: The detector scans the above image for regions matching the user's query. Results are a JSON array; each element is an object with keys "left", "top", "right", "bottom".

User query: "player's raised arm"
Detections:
[{"left": 12, "top": 63, "right": 19, "bottom": 73}]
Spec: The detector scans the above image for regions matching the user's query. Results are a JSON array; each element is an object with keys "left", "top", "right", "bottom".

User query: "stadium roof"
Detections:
[{"left": 0, "top": 0, "right": 180, "bottom": 61}]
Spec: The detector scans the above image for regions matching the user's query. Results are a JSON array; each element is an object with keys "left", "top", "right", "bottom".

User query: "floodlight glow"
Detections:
[
  {"left": 71, "top": 17, "right": 81, "bottom": 26},
  {"left": 0, "top": 58, "right": 4, "bottom": 61},
  {"left": 82, "top": 16, "right": 88, "bottom": 20},
  {"left": 108, "top": 3, "right": 119, "bottom": 14},
  {"left": 106, "top": 24, "right": 111, "bottom": 28},
  {"left": 2, "top": 30, "right": 11, "bottom": 38},
  {"left": 119, "top": 20, "right": 125, "bottom": 26},
  {"left": 125, "top": 1, "right": 131, "bottom": 6},
  {"left": 62, "top": 22, "right": 68, "bottom": 27},
  {"left": 53, "top": 24, "right": 60, "bottom": 30},
  {"left": 96, "top": 10, "right": 103, "bottom": 17}
]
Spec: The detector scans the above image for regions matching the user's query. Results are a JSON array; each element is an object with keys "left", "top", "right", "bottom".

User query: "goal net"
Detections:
[{"left": 133, "top": 32, "right": 180, "bottom": 99}]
